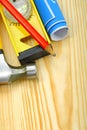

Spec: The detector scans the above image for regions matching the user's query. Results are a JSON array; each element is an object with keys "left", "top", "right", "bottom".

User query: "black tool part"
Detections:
[
  {"left": 18, "top": 45, "right": 50, "bottom": 65},
  {"left": 13, "top": 0, "right": 16, "bottom": 2},
  {"left": 0, "top": 49, "right": 3, "bottom": 54}
]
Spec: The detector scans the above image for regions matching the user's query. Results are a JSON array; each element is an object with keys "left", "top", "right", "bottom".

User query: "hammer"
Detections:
[{"left": 0, "top": 38, "right": 37, "bottom": 84}]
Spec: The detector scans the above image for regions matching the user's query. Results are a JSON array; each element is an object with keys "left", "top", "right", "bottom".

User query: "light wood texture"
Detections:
[{"left": 0, "top": 0, "right": 87, "bottom": 130}]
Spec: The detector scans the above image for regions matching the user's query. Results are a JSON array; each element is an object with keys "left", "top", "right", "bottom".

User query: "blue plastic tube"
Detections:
[{"left": 34, "top": 0, "right": 68, "bottom": 41}]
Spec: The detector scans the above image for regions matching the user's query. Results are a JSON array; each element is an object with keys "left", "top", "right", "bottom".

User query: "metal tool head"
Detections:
[{"left": 0, "top": 50, "right": 37, "bottom": 84}]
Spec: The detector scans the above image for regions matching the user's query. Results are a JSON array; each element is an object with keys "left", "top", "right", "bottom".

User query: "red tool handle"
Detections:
[{"left": 0, "top": 0, "right": 49, "bottom": 49}]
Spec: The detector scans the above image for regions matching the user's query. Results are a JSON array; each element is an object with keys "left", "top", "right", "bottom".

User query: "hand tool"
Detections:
[
  {"left": 0, "top": 38, "right": 37, "bottom": 84},
  {"left": 0, "top": 0, "right": 55, "bottom": 55},
  {"left": 0, "top": 0, "right": 52, "bottom": 65}
]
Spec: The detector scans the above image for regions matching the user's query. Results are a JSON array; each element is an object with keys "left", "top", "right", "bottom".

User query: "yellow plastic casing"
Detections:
[
  {"left": 0, "top": 37, "right": 2, "bottom": 50},
  {"left": 0, "top": 0, "right": 51, "bottom": 56}
]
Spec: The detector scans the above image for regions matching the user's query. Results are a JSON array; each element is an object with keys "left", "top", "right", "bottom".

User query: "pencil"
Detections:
[{"left": 0, "top": 0, "right": 55, "bottom": 55}]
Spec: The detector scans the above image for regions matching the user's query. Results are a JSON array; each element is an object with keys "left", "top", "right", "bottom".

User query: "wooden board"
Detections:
[{"left": 0, "top": 0, "right": 87, "bottom": 130}]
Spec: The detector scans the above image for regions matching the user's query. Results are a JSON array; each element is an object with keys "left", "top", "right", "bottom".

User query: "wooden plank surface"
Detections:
[{"left": 0, "top": 0, "right": 87, "bottom": 130}]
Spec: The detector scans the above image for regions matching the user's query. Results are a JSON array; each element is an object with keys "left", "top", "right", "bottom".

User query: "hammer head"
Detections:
[{"left": 0, "top": 50, "right": 37, "bottom": 84}]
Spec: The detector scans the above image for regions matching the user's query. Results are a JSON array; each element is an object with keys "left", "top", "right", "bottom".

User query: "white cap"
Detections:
[{"left": 50, "top": 26, "right": 68, "bottom": 41}]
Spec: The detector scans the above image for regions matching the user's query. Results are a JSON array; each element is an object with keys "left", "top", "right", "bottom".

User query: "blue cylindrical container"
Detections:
[{"left": 34, "top": 0, "right": 68, "bottom": 41}]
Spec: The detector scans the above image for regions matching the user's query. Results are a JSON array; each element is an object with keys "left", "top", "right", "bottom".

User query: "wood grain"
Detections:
[{"left": 0, "top": 0, "right": 87, "bottom": 130}]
